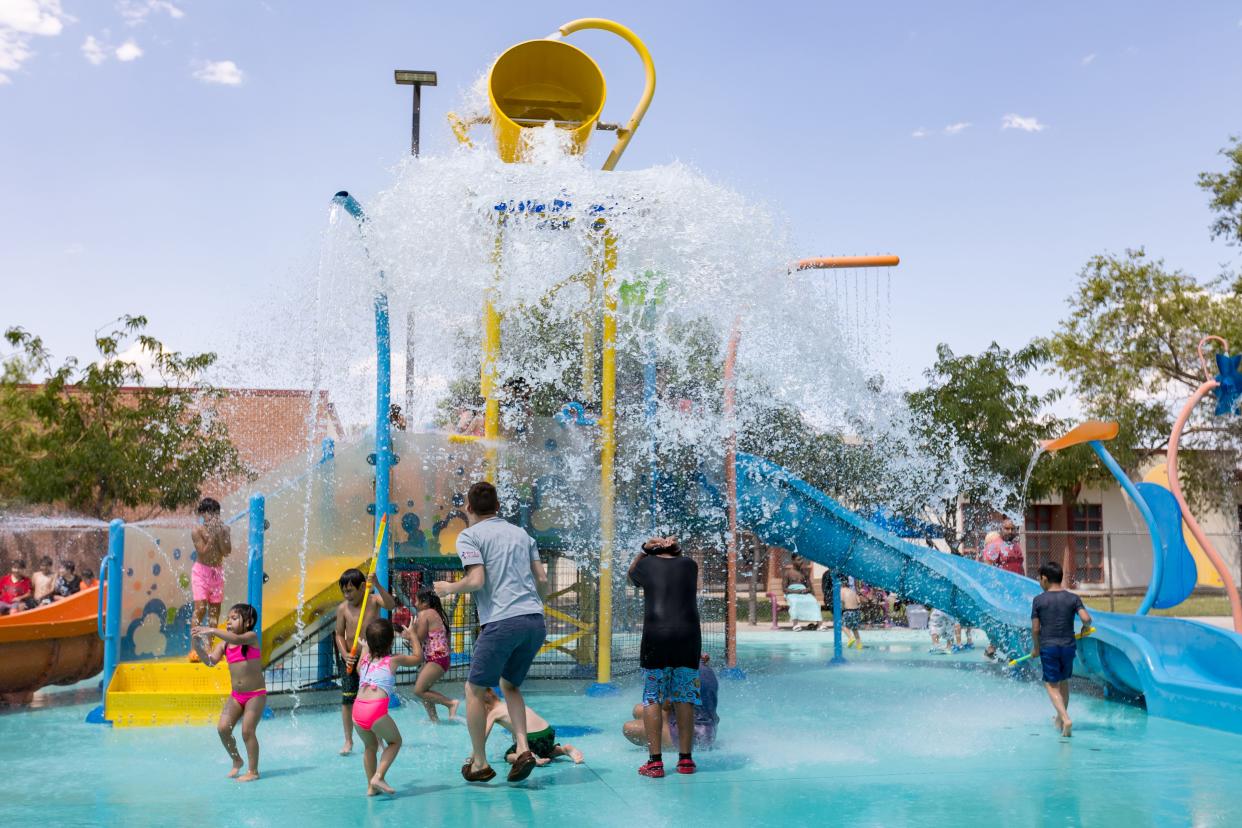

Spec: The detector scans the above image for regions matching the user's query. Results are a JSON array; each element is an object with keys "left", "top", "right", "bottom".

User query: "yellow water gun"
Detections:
[
  {"left": 346, "top": 514, "right": 388, "bottom": 674},
  {"left": 1009, "top": 626, "right": 1096, "bottom": 666}
]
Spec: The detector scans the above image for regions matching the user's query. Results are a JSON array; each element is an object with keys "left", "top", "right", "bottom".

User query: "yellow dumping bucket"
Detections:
[{"left": 488, "top": 39, "right": 606, "bottom": 162}]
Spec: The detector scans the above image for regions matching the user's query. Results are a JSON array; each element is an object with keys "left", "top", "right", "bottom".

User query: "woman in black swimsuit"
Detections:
[{"left": 627, "top": 536, "right": 702, "bottom": 778}]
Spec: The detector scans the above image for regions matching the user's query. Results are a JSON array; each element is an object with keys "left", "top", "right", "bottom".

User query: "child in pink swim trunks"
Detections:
[
  {"left": 411, "top": 587, "right": 459, "bottom": 722},
  {"left": 352, "top": 618, "right": 423, "bottom": 796},
  {"left": 189, "top": 497, "right": 232, "bottom": 662},
  {"left": 193, "top": 603, "right": 265, "bottom": 782}
]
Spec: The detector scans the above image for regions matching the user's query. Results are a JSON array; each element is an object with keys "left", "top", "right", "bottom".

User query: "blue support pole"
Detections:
[
  {"left": 374, "top": 291, "right": 394, "bottom": 595},
  {"left": 87, "top": 519, "right": 125, "bottom": 724},
  {"left": 1088, "top": 440, "right": 1164, "bottom": 616},
  {"left": 247, "top": 494, "right": 266, "bottom": 631},
  {"left": 333, "top": 191, "right": 395, "bottom": 599},
  {"left": 830, "top": 573, "right": 846, "bottom": 665}
]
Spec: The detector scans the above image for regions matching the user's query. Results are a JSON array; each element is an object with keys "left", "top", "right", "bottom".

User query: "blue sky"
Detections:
[{"left": 2, "top": 1, "right": 1241, "bottom": 395}]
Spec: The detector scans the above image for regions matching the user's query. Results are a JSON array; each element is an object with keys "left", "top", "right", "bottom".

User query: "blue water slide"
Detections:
[{"left": 735, "top": 453, "right": 1242, "bottom": 734}]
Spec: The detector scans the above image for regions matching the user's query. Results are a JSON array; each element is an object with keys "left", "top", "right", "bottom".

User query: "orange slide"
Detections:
[{"left": 0, "top": 586, "right": 103, "bottom": 702}]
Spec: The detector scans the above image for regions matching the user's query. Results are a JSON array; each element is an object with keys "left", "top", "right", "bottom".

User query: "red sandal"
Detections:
[
  {"left": 638, "top": 759, "right": 665, "bottom": 778},
  {"left": 676, "top": 757, "right": 697, "bottom": 774}
]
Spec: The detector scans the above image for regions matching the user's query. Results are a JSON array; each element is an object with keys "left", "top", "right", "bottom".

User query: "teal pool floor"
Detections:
[{"left": 6, "top": 630, "right": 1241, "bottom": 827}]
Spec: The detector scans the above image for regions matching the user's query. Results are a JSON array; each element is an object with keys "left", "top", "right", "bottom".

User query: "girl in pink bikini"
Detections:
[
  {"left": 411, "top": 587, "right": 459, "bottom": 722},
  {"left": 352, "top": 618, "right": 423, "bottom": 795},
  {"left": 192, "top": 603, "right": 265, "bottom": 782}
]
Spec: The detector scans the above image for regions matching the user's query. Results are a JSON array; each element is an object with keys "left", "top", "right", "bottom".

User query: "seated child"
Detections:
[
  {"left": 0, "top": 560, "right": 34, "bottom": 614},
  {"left": 623, "top": 654, "right": 719, "bottom": 749},
  {"left": 49, "top": 560, "right": 82, "bottom": 602},
  {"left": 481, "top": 688, "right": 584, "bottom": 767},
  {"left": 32, "top": 557, "right": 56, "bottom": 605}
]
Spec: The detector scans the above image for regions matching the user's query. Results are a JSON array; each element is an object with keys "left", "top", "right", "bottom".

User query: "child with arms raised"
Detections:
[
  {"left": 411, "top": 587, "right": 459, "bottom": 721},
  {"left": 353, "top": 618, "right": 422, "bottom": 795},
  {"left": 334, "top": 568, "right": 397, "bottom": 755},
  {"left": 193, "top": 603, "right": 265, "bottom": 782},
  {"left": 1029, "top": 561, "right": 1093, "bottom": 737}
]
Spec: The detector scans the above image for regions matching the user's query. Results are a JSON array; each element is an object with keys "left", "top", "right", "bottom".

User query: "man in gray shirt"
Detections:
[{"left": 435, "top": 481, "right": 549, "bottom": 784}]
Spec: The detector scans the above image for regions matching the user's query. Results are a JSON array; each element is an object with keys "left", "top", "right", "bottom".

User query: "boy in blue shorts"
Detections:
[{"left": 1029, "top": 561, "right": 1092, "bottom": 737}]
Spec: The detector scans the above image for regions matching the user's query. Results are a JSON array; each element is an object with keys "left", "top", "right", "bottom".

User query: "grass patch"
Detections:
[{"left": 1082, "top": 594, "right": 1230, "bottom": 617}]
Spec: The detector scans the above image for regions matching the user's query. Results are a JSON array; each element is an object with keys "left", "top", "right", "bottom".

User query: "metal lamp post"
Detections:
[{"left": 394, "top": 69, "right": 437, "bottom": 416}]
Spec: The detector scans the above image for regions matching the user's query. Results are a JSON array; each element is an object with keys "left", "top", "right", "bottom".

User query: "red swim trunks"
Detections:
[{"left": 191, "top": 562, "right": 225, "bottom": 603}]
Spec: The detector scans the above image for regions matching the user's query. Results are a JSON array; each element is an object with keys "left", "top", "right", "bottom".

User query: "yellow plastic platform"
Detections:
[
  {"left": 105, "top": 658, "right": 231, "bottom": 728},
  {"left": 104, "top": 553, "right": 367, "bottom": 727}
]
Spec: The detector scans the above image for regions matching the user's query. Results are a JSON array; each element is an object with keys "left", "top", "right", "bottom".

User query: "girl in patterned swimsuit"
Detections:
[
  {"left": 192, "top": 603, "right": 265, "bottom": 782},
  {"left": 412, "top": 587, "right": 460, "bottom": 722},
  {"left": 352, "top": 618, "right": 423, "bottom": 795}
]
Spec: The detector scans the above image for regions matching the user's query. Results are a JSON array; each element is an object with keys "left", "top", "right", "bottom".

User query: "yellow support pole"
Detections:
[
  {"left": 596, "top": 228, "right": 618, "bottom": 686},
  {"left": 482, "top": 231, "right": 503, "bottom": 481},
  {"left": 581, "top": 294, "right": 596, "bottom": 401}
]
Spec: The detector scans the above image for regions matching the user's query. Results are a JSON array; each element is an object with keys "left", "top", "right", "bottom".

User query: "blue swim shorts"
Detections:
[
  {"left": 642, "top": 666, "right": 701, "bottom": 706},
  {"left": 1040, "top": 644, "right": 1076, "bottom": 683},
  {"left": 467, "top": 613, "right": 546, "bottom": 688}
]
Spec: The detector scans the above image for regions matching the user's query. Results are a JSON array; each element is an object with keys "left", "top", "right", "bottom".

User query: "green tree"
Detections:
[
  {"left": 1041, "top": 248, "right": 1242, "bottom": 510},
  {"left": 1198, "top": 135, "right": 1242, "bottom": 246},
  {"left": 905, "top": 342, "right": 1080, "bottom": 551},
  {"left": 1, "top": 316, "right": 248, "bottom": 519}
]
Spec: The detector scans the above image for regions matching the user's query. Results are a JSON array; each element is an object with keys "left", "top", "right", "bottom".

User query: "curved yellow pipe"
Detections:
[{"left": 552, "top": 18, "right": 656, "bottom": 171}]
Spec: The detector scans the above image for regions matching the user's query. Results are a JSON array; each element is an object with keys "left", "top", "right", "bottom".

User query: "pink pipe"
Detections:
[
  {"left": 1166, "top": 380, "right": 1242, "bottom": 633},
  {"left": 723, "top": 316, "right": 742, "bottom": 665}
]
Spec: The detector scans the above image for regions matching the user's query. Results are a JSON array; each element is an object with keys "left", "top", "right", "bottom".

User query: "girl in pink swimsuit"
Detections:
[
  {"left": 412, "top": 587, "right": 459, "bottom": 722},
  {"left": 351, "top": 618, "right": 423, "bottom": 796},
  {"left": 192, "top": 603, "right": 265, "bottom": 782}
]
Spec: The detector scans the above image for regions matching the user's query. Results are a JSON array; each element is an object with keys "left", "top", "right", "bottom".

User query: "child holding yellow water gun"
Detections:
[
  {"left": 352, "top": 617, "right": 423, "bottom": 796},
  {"left": 1028, "top": 561, "right": 1093, "bottom": 737},
  {"left": 334, "top": 568, "right": 397, "bottom": 755}
]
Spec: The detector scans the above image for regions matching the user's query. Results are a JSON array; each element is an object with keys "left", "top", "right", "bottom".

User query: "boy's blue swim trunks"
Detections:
[{"left": 1040, "top": 644, "right": 1076, "bottom": 683}]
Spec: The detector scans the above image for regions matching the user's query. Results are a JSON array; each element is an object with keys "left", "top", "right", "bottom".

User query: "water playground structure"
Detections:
[{"left": 7, "top": 18, "right": 1242, "bottom": 742}]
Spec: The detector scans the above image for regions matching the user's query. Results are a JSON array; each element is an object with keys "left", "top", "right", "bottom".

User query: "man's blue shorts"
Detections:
[
  {"left": 467, "top": 613, "right": 546, "bottom": 688},
  {"left": 1040, "top": 644, "right": 1076, "bottom": 683},
  {"left": 641, "top": 666, "right": 701, "bottom": 706}
]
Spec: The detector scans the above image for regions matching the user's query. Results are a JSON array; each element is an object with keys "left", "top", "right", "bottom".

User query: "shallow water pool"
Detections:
[{"left": 6, "top": 630, "right": 1240, "bottom": 827}]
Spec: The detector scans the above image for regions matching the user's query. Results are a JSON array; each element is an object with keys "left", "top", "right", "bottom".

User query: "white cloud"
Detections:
[
  {"left": 1001, "top": 113, "right": 1045, "bottom": 132},
  {"left": 911, "top": 127, "right": 927, "bottom": 138},
  {"left": 81, "top": 34, "right": 106, "bottom": 64},
  {"left": 114, "top": 38, "right": 141, "bottom": 61},
  {"left": 193, "top": 59, "right": 243, "bottom": 86},
  {"left": 118, "top": 0, "right": 184, "bottom": 25},
  {"left": 943, "top": 122, "right": 971, "bottom": 135},
  {"left": 0, "top": 0, "right": 73, "bottom": 83},
  {"left": 1081, "top": 53, "right": 1096, "bottom": 65}
]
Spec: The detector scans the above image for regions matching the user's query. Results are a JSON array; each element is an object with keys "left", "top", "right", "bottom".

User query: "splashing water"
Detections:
[{"left": 216, "top": 113, "right": 1019, "bottom": 591}]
